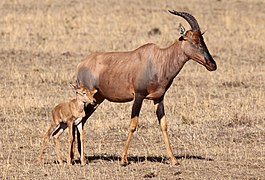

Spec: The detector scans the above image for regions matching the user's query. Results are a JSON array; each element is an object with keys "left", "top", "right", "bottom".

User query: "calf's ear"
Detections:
[
  {"left": 79, "top": 81, "right": 87, "bottom": 89},
  {"left": 70, "top": 83, "right": 78, "bottom": 90},
  {"left": 91, "top": 89, "right": 98, "bottom": 95}
]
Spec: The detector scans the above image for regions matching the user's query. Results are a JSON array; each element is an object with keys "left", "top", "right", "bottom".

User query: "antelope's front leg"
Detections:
[
  {"left": 67, "top": 122, "right": 75, "bottom": 165},
  {"left": 77, "top": 122, "right": 85, "bottom": 166},
  {"left": 121, "top": 94, "right": 143, "bottom": 166},
  {"left": 155, "top": 98, "right": 179, "bottom": 166}
]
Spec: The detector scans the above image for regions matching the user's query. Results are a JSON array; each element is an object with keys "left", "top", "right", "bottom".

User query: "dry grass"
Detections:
[{"left": 0, "top": 0, "right": 264, "bottom": 179}]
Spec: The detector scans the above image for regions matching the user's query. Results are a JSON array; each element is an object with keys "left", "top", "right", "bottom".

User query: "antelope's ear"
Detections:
[
  {"left": 178, "top": 23, "right": 185, "bottom": 36},
  {"left": 70, "top": 83, "right": 78, "bottom": 90},
  {"left": 178, "top": 23, "right": 187, "bottom": 41},
  {"left": 79, "top": 81, "right": 86, "bottom": 89}
]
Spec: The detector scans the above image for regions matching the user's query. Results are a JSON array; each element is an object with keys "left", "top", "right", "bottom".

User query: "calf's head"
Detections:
[
  {"left": 71, "top": 81, "right": 97, "bottom": 105},
  {"left": 169, "top": 10, "right": 217, "bottom": 71}
]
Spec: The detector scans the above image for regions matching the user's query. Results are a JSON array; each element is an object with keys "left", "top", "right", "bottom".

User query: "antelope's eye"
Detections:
[
  {"left": 82, "top": 92, "right": 87, "bottom": 96},
  {"left": 193, "top": 40, "right": 202, "bottom": 48},
  {"left": 194, "top": 39, "right": 200, "bottom": 45}
]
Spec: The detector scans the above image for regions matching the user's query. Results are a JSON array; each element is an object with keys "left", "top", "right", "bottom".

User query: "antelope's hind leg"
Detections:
[
  {"left": 53, "top": 122, "right": 67, "bottom": 165},
  {"left": 37, "top": 122, "right": 58, "bottom": 164}
]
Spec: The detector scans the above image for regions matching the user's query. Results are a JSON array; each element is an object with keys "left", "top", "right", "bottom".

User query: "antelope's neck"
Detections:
[
  {"left": 74, "top": 99, "right": 85, "bottom": 113},
  {"left": 159, "top": 41, "right": 188, "bottom": 80}
]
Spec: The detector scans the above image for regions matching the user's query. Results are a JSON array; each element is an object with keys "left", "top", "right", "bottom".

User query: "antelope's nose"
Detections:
[
  {"left": 204, "top": 52, "right": 217, "bottom": 71},
  {"left": 207, "top": 59, "right": 217, "bottom": 71},
  {"left": 88, "top": 99, "right": 96, "bottom": 106}
]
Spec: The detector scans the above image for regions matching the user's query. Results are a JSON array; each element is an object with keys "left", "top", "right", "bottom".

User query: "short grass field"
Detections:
[{"left": 0, "top": 0, "right": 264, "bottom": 179}]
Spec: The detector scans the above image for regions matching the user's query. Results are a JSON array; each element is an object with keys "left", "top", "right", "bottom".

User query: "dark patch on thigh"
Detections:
[{"left": 52, "top": 122, "right": 67, "bottom": 136}]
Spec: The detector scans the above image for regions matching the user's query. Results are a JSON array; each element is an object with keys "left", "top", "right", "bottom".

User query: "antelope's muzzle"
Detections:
[{"left": 204, "top": 51, "right": 217, "bottom": 71}]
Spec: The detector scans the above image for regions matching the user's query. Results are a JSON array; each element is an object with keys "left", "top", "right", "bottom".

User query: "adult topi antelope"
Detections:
[{"left": 76, "top": 10, "right": 217, "bottom": 166}]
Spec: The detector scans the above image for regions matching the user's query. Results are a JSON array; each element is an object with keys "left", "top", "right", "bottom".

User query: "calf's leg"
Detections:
[
  {"left": 37, "top": 122, "right": 58, "bottom": 164},
  {"left": 76, "top": 94, "right": 105, "bottom": 165},
  {"left": 67, "top": 121, "right": 75, "bottom": 165}
]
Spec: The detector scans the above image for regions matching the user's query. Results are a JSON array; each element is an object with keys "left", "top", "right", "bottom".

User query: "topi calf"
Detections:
[{"left": 37, "top": 81, "right": 97, "bottom": 165}]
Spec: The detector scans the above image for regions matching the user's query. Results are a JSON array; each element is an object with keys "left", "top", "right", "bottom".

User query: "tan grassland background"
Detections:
[{"left": 0, "top": 0, "right": 264, "bottom": 179}]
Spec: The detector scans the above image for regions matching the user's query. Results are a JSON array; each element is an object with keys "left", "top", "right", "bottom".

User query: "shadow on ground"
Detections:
[
  {"left": 70, "top": 154, "right": 214, "bottom": 165},
  {"left": 46, "top": 154, "right": 213, "bottom": 165}
]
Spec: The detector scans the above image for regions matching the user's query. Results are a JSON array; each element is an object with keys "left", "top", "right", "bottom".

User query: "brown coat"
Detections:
[{"left": 76, "top": 10, "right": 217, "bottom": 166}]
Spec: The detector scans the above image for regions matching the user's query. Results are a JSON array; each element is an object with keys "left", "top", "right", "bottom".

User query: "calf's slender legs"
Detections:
[
  {"left": 54, "top": 134, "right": 63, "bottom": 164},
  {"left": 37, "top": 124, "right": 56, "bottom": 163},
  {"left": 76, "top": 94, "right": 105, "bottom": 165},
  {"left": 67, "top": 121, "right": 75, "bottom": 165},
  {"left": 76, "top": 123, "right": 85, "bottom": 165},
  {"left": 155, "top": 98, "right": 179, "bottom": 165},
  {"left": 37, "top": 122, "right": 69, "bottom": 165}
]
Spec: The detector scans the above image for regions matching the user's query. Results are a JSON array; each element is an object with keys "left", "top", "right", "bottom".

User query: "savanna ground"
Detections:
[{"left": 0, "top": 0, "right": 264, "bottom": 179}]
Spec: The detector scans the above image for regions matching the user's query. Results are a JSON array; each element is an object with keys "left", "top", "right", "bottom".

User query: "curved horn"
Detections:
[{"left": 168, "top": 10, "right": 200, "bottom": 31}]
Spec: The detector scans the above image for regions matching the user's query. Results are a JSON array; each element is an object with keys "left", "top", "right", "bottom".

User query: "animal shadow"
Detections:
[
  {"left": 85, "top": 154, "right": 168, "bottom": 164},
  {"left": 72, "top": 154, "right": 213, "bottom": 165}
]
